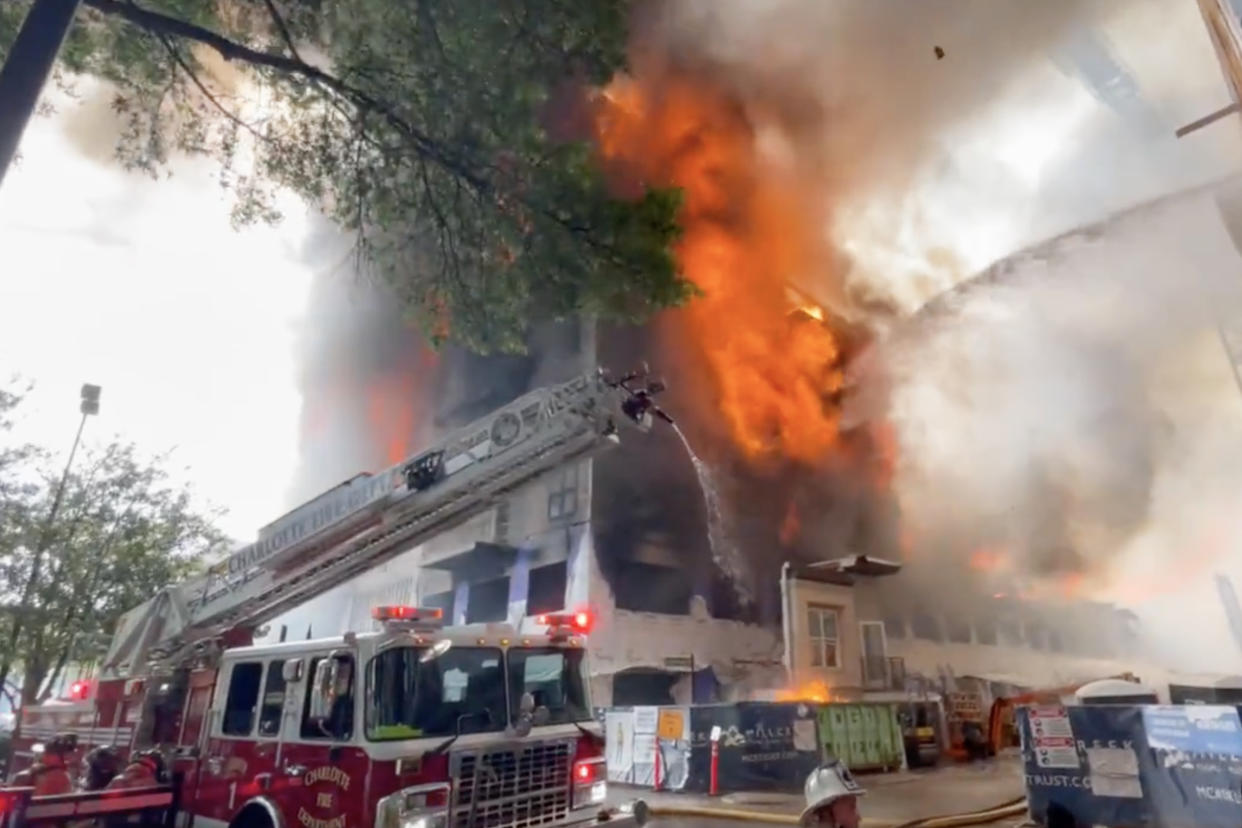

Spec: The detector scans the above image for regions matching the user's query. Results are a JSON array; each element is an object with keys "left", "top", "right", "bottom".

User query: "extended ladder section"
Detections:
[{"left": 102, "top": 369, "right": 666, "bottom": 676}]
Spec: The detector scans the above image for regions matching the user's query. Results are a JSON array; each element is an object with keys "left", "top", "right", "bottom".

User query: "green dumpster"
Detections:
[{"left": 817, "top": 703, "right": 904, "bottom": 772}]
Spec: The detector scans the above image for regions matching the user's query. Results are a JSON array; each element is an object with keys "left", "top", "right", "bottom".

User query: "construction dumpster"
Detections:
[{"left": 816, "top": 703, "right": 905, "bottom": 772}]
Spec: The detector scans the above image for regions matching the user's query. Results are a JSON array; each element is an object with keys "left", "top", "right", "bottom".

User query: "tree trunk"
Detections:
[
  {"left": 37, "top": 641, "right": 73, "bottom": 703},
  {"left": 20, "top": 649, "right": 49, "bottom": 705}
]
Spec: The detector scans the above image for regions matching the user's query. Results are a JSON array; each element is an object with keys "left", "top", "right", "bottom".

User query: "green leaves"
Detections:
[
  {"left": 0, "top": 385, "right": 222, "bottom": 703},
  {"left": 2, "top": 0, "right": 694, "bottom": 352}
]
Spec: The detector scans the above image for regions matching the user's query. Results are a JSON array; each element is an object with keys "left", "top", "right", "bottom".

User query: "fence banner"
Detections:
[
  {"left": 686, "top": 702, "right": 821, "bottom": 793},
  {"left": 1019, "top": 704, "right": 1242, "bottom": 828}
]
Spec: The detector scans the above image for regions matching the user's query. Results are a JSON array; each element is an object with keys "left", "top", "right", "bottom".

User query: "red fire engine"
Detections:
[{"left": 3, "top": 368, "right": 668, "bottom": 827}]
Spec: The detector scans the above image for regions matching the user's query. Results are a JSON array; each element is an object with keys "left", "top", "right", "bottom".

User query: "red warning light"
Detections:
[
  {"left": 538, "top": 611, "right": 593, "bottom": 635},
  {"left": 68, "top": 680, "right": 90, "bottom": 701},
  {"left": 372, "top": 606, "right": 443, "bottom": 623}
]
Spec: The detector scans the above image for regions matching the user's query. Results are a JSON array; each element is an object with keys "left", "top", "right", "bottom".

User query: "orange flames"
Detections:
[
  {"left": 367, "top": 374, "right": 418, "bottom": 465},
  {"left": 969, "top": 546, "right": 1010, "bottom": 573},
  {"left": 590, "top": 74, "right": 845, "bottom": 466},
  {"left": 774, "top": 680, "right": 835, "bottom": 703},
  {"left": 779, "top": 501, "right": 801, "bottom": 547}
]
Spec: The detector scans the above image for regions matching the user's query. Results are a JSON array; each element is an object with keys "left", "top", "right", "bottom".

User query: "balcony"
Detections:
[{"left": 861, "top": 655, "right": 907, "bottom": 690}]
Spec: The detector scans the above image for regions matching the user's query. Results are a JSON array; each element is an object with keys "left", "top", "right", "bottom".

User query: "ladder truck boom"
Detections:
[{"left": 102, "top": 367, "right": 670, "bottom": 676}]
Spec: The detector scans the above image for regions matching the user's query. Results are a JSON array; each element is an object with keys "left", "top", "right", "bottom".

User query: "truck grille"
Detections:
[{"left": 451, "top": 740, "right": 573, "bottom": 828}]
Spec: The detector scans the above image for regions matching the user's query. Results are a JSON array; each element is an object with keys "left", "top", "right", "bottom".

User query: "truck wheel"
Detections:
[{"left": 231, "top": 804, "right": 275, "bottom": 828}]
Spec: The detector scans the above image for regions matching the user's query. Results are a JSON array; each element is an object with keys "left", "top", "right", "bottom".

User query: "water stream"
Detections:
[{"left": 671, "top": 423, "right": 747, "bottom": 593}]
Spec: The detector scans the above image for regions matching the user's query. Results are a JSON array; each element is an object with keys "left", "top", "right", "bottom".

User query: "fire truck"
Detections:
[{"left": 3, "top": 368, "right": 668, "bottom": 827}]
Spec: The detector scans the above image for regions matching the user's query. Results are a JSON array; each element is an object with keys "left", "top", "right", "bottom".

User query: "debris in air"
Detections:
[{"left": 934, "top": 46, "right": 945, "bottom": 60}]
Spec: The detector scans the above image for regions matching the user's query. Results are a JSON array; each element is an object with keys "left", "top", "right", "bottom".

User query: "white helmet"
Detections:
[{"left": 800, "top": 759, "right": 865, "bottom": 824}]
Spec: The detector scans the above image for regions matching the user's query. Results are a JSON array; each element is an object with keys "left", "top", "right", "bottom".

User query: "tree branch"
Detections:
[
  {"left": 152, "top": 31, "right": 267, "bottom": 143},
  {"left": 81, "top": 0, "right": 663, "bottom": 283},
  {"left": 261, "top": 0, "right": 304, "bottom": 63},
  {"left": 82, "top": 0, "right": 490, "bottom": 191}
]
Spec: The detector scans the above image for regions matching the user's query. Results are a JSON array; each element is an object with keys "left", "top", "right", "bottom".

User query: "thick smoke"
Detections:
[
  {"left": 636, "top": 0, "right": 1242, "bottom": 321},
  {"left": 287, "top": 217, "right": 437, "bottom": 503},
  {"left": 859, "top": 187, "right": 1242, "bottom": 647}
]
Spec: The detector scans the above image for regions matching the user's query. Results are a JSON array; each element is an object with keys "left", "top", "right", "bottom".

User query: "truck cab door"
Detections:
[
  {"left": 279, "top": 652, "right": 370, "bottom": 828},
  {"left": 196, "top": 659, "right": 277, "bottom": 824}
]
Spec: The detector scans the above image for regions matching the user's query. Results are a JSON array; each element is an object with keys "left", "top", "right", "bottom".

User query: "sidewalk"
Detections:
[{"left": 609, "top": 756, "right": 1027, "bottom": 826}]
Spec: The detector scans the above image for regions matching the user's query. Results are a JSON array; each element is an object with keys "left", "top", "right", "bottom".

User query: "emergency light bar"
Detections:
[
  {"left": 372, "top": 605, "right": 444, "bottom": 624},
  {"left": 536, "top": 611, "right": 593, "bottom": 636}
]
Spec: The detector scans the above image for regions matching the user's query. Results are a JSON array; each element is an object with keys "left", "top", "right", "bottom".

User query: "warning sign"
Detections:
[
  {"left": 1030, "top": 706, "right": 1079, "bottom": 769},
  {"left": 658, "top": 709, "right": 686, "bottom": 740}
]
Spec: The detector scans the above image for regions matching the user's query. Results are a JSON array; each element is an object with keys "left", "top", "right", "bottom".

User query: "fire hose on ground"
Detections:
[{"left": 638, "top": 795, "right": 1029, "bottom": 827}]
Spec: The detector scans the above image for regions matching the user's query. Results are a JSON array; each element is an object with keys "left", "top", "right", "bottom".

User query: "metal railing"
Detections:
[{"left": 860, "top": 656, "right": 907, "bottom": 690}]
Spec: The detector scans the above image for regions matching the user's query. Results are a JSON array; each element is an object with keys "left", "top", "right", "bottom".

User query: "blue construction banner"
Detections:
[
  {"left": 686, "top": 702, "right": 821, "bottom": 793},
  {"left": 1019, "top": 704, "right": 1242, "bottom": 828}
]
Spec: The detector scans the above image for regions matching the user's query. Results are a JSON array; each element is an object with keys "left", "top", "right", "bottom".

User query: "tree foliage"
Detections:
[
  {"left": 0, "top": 386, "right": 223, "bottom": 705},
  {"left": 0, "top": 0, "right": 690, "bottom": 352}
]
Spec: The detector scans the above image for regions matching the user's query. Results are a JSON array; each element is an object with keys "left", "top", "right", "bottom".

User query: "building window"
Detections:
[
  {"left": 1048, "top": 629, "right": 1064, "bottom": 652},
  {"left": 975, "top": 620, "right": 998, "bottom": 646},
  {"left": 1026, "top": 622, "right": 1046, "bottom": 651},
  {"left": 527, "top": 561, "right": 568, "bottom": 615},
  {"left": 911, "top": 611, "right": 942, "bottom": 642},
  {"left": 998, "top": 618, "right": 1023, "bottom": 647},
  {"left": 423, "top": 590, "right": 455, "bottom": 621},
  {"left": 882, "top": 613, "right": 906, "bottom": 639},
  {"left": 945, "top": 615, "right": 972, "bottom": 644},
  {"left": 547, "top": 464, "right": 579, "bottom": 522},
  {"left": 807, "top": 605, "right": 840, "bottom": 669},
  {"left": 467, "top": 576, "right": 510, "bottom": 624}
]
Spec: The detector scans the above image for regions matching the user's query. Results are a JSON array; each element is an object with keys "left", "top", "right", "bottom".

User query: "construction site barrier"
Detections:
[{"left": 644, "top": 795, "right": 1028, "bottom": 827}]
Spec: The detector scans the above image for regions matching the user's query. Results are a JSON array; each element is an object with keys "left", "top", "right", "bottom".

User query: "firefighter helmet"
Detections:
[
  {"left": 82, "top": 745, "right": 123, "bottom": 790},
  {"left": 800, "top": 759, "right": 865, "bottom": 824}
]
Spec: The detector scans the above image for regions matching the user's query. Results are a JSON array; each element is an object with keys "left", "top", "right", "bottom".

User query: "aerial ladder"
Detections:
[{"left": 100, "top": 366, "right": 671, "bottom": 677}]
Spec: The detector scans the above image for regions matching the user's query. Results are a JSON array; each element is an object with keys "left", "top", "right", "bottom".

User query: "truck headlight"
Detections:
[{"left": 376, "top": 783, "right": 450, "bottom": 828}]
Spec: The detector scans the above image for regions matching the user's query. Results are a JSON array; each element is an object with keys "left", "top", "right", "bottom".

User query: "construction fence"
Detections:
[{"left": 598, "top": 701, "right": 906, "bottom": 794}]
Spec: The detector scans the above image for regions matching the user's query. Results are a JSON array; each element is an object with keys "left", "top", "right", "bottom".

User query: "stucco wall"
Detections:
[{"left": 787, "top": 578, "right": 862, "bottom": 689}]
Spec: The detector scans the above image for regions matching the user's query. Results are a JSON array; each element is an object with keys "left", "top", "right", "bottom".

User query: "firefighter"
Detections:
[
  {"left": 103, "top": 750, "right": 168, "bottom": 828},
  {"left": 81, "top": 745, "right": 123, "bottom": 791},
  {"left": 800, "top": 759, "right": 865, "bottom": 828},
  {"left": 105, "top": 748, "right": 167, "bottom": 790},
  {"left": 10, "top": 733, "right": 77, "bottom": 795}
]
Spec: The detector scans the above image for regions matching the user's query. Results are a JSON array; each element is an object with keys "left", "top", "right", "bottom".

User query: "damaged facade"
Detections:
[
  {"left": 783, "top": 560, "right": 1154, "bottom": 703},
  {"left": 275, "top": 238, "right": 1180, "bottom": 707}
]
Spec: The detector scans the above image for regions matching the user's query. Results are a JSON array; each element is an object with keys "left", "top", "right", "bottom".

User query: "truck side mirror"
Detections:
[
  {"left": 308, "top": 658, "right": 339, "bottom": 722},
  {"left": 282, "top": 659, "right": 304, "bottom": 682}
]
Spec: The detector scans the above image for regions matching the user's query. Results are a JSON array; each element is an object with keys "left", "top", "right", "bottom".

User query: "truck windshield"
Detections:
[
  {"left": 366, "top": 646, "right": 507, "bottom": 741},
  {"left": 507, "top": 647, "right": 591, "bottom": 724}
]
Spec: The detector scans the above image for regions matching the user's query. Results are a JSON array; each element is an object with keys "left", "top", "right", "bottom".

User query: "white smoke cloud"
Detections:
[{"left": 868, "top": 187, "right": 1242, "bottom": 670}]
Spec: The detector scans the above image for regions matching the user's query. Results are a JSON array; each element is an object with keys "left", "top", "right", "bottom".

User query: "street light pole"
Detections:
[
  {"left": 0, "top": 383, "right": 100, "bottom": 702},
  {"left": 0, "top": 0, "right": 83, "bottom": 189}
]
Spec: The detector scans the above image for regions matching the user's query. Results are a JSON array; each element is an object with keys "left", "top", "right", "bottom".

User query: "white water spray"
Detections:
[{"left": 671, "top": 423, "right": 748, "bottom": 596}]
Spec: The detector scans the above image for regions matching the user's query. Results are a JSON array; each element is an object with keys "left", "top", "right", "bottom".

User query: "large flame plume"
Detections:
[{"left": 588, "top": 72, "right": 847, "bottom": 467}]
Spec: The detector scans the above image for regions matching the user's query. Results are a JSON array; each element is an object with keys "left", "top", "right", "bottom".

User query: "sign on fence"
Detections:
[{"left": 1019, "top": 704, "right": 1242, "bottom": 828}]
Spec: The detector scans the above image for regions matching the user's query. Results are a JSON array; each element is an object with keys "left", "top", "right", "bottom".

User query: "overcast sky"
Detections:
[{"left": 0, "top": 97, "right": 313, "bottom": 541}]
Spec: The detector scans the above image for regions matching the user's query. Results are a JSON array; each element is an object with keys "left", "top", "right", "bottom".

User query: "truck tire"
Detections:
[{"left": 231, "top": 804, "right": 276, "bottom": 828}]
